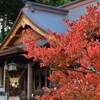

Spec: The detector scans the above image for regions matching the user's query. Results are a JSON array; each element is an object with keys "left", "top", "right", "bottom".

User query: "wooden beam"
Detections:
[
  {"left": 13, "top": 35, "right": 20, "bottom": 38},
  {"left": 4, "top": 46, "right": 11, "bottom": 49}
]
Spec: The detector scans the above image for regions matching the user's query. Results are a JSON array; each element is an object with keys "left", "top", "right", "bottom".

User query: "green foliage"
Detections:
[{"left": 33, "top": 0, "right": 70, "bottom": 6}]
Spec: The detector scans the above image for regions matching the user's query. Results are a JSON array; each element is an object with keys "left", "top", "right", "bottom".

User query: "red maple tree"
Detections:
[{"left": 22, "top": 3, "right": 100, "bottom": 100}]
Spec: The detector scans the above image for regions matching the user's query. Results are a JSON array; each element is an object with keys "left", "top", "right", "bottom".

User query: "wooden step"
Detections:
[{"left": 8, "top": 96, "right": 20, "bottom": 100}]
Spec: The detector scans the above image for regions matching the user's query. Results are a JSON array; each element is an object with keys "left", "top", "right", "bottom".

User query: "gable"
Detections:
[
  {"left": 0, "top": 13, "right": 48, "bottom": 50},
  {"left": 7, "top": 25, "right": 46, "bottom": 47}
]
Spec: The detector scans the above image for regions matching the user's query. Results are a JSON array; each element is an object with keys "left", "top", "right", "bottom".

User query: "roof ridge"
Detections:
[
  {"left": 24, "top": 1, "right": 68, "bottom": 15},
  {"left": 59, "top": 0, "right": 95, "bottom": 9},
  {"left": 59, "top": 0, "right": 81, "bottom": 8}
]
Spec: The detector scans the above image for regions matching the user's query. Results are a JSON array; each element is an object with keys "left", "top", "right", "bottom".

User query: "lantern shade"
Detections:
[{"left": 8, "top": 62, "right": 17, "bottom": 71}]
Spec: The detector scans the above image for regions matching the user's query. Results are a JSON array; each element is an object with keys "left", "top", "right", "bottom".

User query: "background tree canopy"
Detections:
[
  {"left": 32, "top": 0, "right": 70, "bottom": 6},
  {"left": 0, "top": 0, "right": 70, "bottom": 42}
]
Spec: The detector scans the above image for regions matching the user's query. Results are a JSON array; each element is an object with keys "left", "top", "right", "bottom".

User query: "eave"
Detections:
[
  {"left": 0, "top": 45, "right": 24, "bottom": 57},
  {"left": 0, "top": 11, "right": 22, "bottom": 50}
]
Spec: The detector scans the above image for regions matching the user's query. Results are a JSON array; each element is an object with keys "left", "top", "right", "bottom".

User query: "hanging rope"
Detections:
[{"left": 19, "top": 68, "right": 26, "bottom": 80}]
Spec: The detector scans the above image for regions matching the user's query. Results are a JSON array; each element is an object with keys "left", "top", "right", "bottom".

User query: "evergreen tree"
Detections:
[{"left": 0, "top": 0, "right": 23, "bottom": 42}]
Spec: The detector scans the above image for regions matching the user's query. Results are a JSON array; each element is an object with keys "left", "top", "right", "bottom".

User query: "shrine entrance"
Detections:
[
  {"left": 5, "top": 62, "right": 27, "bottom": 97},
  {"left": 7, "top": 69, "right": 27, "bottom": 96}
]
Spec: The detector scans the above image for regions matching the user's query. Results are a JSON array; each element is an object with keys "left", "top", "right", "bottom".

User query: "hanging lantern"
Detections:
[{"left": 8, "top": 62, "right": 17, "bottom": 71}]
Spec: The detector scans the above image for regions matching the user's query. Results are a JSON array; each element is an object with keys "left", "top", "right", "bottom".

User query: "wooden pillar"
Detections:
[
  {"left": 0, "top": 68, "right": 3, "bottom": 85},
  {"left": 23, "top": 75, "right": 26, "bottom": 93},
  {"left": 3, "top": 64, "right": 6, "bottom": 92},
  {"left": 27, "top": 63, "right": 33, "bottom": 100}
]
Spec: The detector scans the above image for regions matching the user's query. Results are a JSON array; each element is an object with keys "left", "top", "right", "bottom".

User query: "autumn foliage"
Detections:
[{"left": 22, "top": 3, "right": 100, "bottom": 100}]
